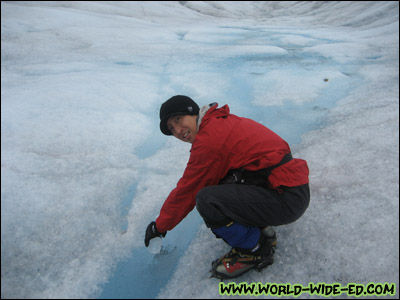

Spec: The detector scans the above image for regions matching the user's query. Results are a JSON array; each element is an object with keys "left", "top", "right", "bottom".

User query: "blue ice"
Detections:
[{"left": 1, "top": 2, "right": 398, "bottom": 299}]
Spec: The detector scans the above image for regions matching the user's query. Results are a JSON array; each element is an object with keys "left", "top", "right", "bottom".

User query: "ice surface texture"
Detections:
[{"left": 1, "top": 1, "right": 398, "bottom": 299}]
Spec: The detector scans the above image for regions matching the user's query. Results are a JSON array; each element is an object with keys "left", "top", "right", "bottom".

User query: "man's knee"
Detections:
[
  {"left": 195, "top": 186, "right": 230, "bottom": 228},
  {"left": 195, "top": 186, "right": 214, "bottom": 216}
]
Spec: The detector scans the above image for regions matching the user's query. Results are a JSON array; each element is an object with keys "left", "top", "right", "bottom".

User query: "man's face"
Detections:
[{"left": 166, "top": 115, "right": 198, "bottom": 144}]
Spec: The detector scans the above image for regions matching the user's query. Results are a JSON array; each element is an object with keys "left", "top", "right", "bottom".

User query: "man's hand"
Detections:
[{"left": 144, "top": 221, "right": 167, "bottom": 247}]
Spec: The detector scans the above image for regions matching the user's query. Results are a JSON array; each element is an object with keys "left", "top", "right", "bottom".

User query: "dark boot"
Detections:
[{"left": 261, "top": 225, "right": 277, "bottom": 248}]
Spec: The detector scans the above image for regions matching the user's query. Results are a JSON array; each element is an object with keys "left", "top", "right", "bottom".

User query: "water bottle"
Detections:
[{"left": 148, "top": 236, "right": 163, "bottom": 254}]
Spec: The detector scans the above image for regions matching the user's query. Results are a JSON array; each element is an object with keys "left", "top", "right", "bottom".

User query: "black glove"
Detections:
[{"left": 144, "top": 221, "right": 166, "bottom": 247}]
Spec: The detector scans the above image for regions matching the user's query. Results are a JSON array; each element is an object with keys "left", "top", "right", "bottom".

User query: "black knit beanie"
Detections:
[{"left": 159, "top": 95, "right": 199, "bottom": 135}]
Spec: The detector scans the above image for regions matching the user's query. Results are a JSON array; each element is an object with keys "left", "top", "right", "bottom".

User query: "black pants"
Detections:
[{"left": 196, "top": 183, "right": 310, "bottom": 229}]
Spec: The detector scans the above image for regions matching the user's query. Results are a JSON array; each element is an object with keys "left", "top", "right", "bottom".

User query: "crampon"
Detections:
[{"left": 209, "top": 247, "right": 274, "bottom": 280}]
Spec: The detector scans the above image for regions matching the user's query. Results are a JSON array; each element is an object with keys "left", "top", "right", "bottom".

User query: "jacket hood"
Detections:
[{"left": 197, "top": 103, "right": 230, "bottom": 131}]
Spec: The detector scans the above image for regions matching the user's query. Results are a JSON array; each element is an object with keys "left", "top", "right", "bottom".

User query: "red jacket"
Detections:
[{"left": 156, "top": 104, "right": 309, "bottom": 232}]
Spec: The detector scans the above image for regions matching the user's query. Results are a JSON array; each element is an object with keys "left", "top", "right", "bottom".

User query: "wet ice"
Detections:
[{"left": 1, "top": 2, "right": 398, "bottom": 299}]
